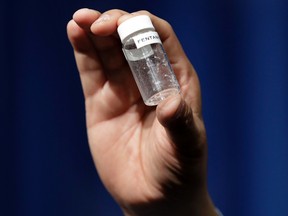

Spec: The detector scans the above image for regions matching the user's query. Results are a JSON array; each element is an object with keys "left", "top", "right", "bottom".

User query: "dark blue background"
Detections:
[{"left": 1, "top": 0, "right": 287, "bottom": 215}]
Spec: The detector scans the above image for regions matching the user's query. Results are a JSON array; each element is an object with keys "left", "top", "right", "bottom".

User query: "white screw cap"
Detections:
[{"left": 117, "top": 15, "right": 155, "bottom": 42}]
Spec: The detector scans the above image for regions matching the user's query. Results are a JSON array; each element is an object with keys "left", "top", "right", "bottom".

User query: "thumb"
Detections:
[{"left": 156, "top": 94, "right": 206, "bottom": 159}]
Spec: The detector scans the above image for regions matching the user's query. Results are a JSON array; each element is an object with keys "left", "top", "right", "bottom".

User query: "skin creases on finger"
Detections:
[
  {"left": 87, "top": 29, "right": 125, "bottom": 71},
  {"left": 90, "top": 33, "right": 120, "bottom": 51},
  {"left": 98, "top": 43, "right": 126, "bottom": 71},
  {"left": 90, "top": 9, "right": 129, "bottom": 36},
  {"left": 88, "top": 10, "right": 131, "bottom": 71},
  {"left": 72, "top": 8, "right": 102, "bottom": 31}
]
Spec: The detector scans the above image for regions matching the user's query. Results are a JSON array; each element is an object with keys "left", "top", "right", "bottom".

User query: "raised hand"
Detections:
[{"left": 67, "top": 8, "right": 217, "bottom": 216}]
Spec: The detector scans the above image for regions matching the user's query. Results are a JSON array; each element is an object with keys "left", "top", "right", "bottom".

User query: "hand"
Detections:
[{"left": 67, "top": 8, "right": 217, "bottom": 216}]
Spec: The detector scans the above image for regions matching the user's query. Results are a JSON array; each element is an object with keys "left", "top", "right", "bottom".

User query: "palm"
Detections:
[{"left": 84, "top": 52, "right": 175, "bottom": 203}]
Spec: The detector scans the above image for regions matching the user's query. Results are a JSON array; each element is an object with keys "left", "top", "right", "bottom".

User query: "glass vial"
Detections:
[{"left": 117, "top": 15, "right": 180, "bottom": 106}]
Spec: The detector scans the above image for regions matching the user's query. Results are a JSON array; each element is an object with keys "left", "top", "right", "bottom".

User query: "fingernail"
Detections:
[{"left": 95, "top": 14, "right": 111, "bottom": 24}]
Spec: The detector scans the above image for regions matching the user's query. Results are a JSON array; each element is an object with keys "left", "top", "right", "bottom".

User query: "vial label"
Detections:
[
  {"left": 133, "top": 32, "right": 161, "bottom": 49},
  {"left": 123, "top": 45, "right": 154, "bottom": 61}
]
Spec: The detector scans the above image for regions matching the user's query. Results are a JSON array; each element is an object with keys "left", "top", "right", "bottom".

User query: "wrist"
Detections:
[{"left": 120, "top": 192, "right": 218, "bottom": 216}]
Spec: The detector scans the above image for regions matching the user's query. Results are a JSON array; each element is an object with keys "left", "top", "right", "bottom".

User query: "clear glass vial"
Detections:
[{"left": 117, "top": 15, "right": 180, "bottom": 106}]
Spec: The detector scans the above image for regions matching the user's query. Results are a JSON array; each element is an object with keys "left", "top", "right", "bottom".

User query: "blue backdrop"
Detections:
[{"left": 1, "top": 0, "right": 287, "bottom": 215}]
